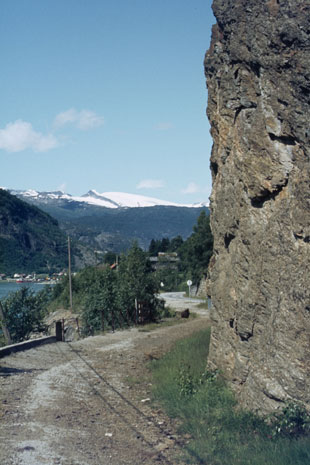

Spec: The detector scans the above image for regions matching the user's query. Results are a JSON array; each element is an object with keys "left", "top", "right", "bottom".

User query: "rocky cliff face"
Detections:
[{"left": 205, "top": 0, "right": 310, "bottom": 413}]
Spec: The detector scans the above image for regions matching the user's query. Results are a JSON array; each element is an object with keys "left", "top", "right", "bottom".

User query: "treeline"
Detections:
[
  {"left": 148, "top": 210, "right": 213, "bottom": 289},
  {"left": 53, "top": 243, "right": 161, "bottom": 335}
]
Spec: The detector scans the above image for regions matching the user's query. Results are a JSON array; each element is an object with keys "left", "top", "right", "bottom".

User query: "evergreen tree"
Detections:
[
  {"left": 148, "top": 239, "right": 158, "bottom": 255},
  {"left": 179, "top": 210, "right": 213, "bottom": 284},
  {"left": 169, "top": 235, "right": 183, "bottom": 252},
  {"left": 160, "top": 237, "right": 170, "bottom": 252}
]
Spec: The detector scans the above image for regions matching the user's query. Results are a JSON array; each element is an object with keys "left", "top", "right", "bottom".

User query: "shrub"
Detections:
[
  {"left": 270, "top": 401, "right": 310, "bottom": 438},
  {"left": 2, "top": 287, "right": 52, "bottom": 342}
]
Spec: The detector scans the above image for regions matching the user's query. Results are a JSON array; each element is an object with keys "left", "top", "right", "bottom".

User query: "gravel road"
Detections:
[
  {"left": 0, "top": 294, "right": 210, "bottom": 465},
  {"left": 160, "top": 292, "right": 210, "bottom": 316}
]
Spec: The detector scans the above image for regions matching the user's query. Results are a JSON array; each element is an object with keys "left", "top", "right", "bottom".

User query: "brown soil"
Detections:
[{"left": 0, "top": 302, "right": 210, "bottom": 465}]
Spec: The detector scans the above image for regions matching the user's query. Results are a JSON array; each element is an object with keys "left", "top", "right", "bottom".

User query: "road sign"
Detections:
[{"left": 187, "top": 280, "right": 192, "bottom": 286}]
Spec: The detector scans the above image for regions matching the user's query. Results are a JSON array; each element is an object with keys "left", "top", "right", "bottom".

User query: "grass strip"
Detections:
[{"left": 150, "top": 328, "right": 310, "bottom": 465}]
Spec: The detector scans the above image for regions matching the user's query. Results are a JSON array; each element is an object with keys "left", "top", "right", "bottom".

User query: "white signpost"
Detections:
[{"left": 187, "top": 279, "right": 192, "bottom": 297}]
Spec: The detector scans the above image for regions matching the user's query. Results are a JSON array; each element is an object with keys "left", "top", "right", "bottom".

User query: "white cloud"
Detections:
[
  {"left": 153, "top": 122, "right": 174, "bottom": 131},
  {"left": 182, "top": 182, "right": 200, "bottom": 194},
  {"left": 54, "top": 108, "right": 104, "bottom": 130},
  {"left": 136, "top": 179, "right": 164, "bottom": 189},
  {"left": 57, "top": 183, "right": 67, "bottom": 193},
  {"left": 0, "top": 120, "right": 57, "bottom": 153}
]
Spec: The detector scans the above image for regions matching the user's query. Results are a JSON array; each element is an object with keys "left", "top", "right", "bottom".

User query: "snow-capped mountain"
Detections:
[
  {"left": 4, "top": 187, "right": 209, "bottom": 253},
  {"left": 7, "top": 188, "right": 209, "bottom": 209}
]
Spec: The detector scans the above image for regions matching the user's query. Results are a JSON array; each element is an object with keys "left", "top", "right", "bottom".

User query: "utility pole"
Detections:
[
  {"left": 68, "top": 236, "right": 73, "bottom": 312},
  {"left": 0, "top": 300, "right": 12, "bottom": 345}
]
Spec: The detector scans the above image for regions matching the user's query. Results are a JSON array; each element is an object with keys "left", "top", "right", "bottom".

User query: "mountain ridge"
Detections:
[
  {"left": 6, "top": 188, "right": 209, "bottom": 209},
  {"left": 7, "top": 188, "right": 209, "bottom": 254}
]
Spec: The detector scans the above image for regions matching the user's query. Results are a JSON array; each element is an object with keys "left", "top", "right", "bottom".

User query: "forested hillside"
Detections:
[
  {"left": 0, "top": 189, "right": 68, "bottom": 274},
  {"left": 60, "top": 205, "right": 209, "bottom": 252}
]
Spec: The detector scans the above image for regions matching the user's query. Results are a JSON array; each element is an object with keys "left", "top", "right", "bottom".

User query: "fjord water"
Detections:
[{"left": 0, "top": 282, "right": 50, "bottom": 300}]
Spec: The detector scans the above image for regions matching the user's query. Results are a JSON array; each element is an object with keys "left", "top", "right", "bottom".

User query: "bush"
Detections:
[
  {"left": 2, "top": 287, "right": 52, "bottom": 342},
  {"left": 270, "top": 401, "right": 310, "bottom": 438}
]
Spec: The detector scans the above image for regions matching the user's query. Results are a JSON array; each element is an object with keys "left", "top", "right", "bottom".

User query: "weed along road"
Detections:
[{"left": 0, "top": 307, "right": 210, "bottom": 465}]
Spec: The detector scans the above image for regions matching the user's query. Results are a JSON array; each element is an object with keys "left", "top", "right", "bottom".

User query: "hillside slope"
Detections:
[
  {"left": 0, "top": 189, "right": 68, "bottom": 274},
  {"left": 60, "top": 205, "right": 209, "bottom": 252}
]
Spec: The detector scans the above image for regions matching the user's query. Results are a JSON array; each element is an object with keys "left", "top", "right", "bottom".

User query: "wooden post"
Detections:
[
  {"left": 56, "top": 321, "right": 63, "bottom": 341},
  {"left": 0, "top": 301, "right": 12, "bottom": 345},
  {"left": 68, "top": 236, "right": 73, "bottom": 312},
  {"left": 135, "top": 298, "right": 138, "bottom": 325},
  {"left": 101, "top": 310, "right": 105, "bottom": 332}
]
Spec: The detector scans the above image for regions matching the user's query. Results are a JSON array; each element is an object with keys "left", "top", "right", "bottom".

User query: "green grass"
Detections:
[
  {"left": 138, "top": 314, "right": 197, "bottom": 332},
  {"left": 150, "top": 328, "right": 310, "bottom": 465},
  {"left": 195, "top": 302, "right": 209, "bottom": 310}
]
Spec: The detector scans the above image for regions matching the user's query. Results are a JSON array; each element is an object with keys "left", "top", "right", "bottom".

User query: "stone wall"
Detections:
[{"left": 205, "top": 0, "right": 310, "bottom": 413}]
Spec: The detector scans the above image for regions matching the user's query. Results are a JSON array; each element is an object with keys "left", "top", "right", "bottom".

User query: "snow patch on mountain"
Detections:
[
  {"left": 89, "top": 191, "right": 192, "bottom": 208},
  {"left": 7, "top": 188, "right": 209, "bottom": 208}
]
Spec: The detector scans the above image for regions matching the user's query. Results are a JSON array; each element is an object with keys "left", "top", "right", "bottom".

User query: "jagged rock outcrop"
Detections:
[{"left": 205, "top": 0, "right": 310, "bottom": 413}]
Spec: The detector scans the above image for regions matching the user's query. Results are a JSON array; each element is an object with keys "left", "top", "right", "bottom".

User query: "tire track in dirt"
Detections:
[{"left": 1, "top": 300, "right": 210, "bottom": 465}]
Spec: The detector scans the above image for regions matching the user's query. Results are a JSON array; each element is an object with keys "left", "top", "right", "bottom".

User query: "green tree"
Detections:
[
  {"left": 49, "top": 243, "right": 164, "bottom": 334},
  {"left": 179, "top": 210, "right": 213, "bottom": 284},
  {"left": 2, "top": 287, "right": 51, "bottom": 342},
  {"left": 81, "top": 267, "right": 120, "bottom": 333},
  {"left": 148, "top": 237, "right": 174, "bottom": 255},
  {"left": 160, "top": 237, "right": 170, "bottom": 252},
  {"left": 168, "top": 235, "right": 184, "bottom": 252},
  {"left": 103, "top": 251, "right": 117, "bottom": 265},
  {"left": 118, "top": 242, "right": 160, "bottom": 321},
  {"left": 148, "top": 239, "right": 159, "bottom": 255}
]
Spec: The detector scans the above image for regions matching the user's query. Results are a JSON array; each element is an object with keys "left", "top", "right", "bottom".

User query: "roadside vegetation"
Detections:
[
  {"left": 0, "top": 286, "right": 53, "bottom": 345},
  {"left": 0, "top": 242, "right": 165, "bottom": 345},
  {"left": 50, "top": 242, "right": 163, "bottom": 335},
  {"left": 150, "top": 328, "right": 310, "bottom": 465}
]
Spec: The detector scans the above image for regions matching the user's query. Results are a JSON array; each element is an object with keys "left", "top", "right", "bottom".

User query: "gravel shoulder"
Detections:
[{"left": 0, "top": 296, "right": 210, "bottom": 465}]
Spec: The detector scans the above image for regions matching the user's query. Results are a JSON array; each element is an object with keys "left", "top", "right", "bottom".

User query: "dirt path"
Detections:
[{"left": 0, "top": 298, "right": 210, "bottom": 465}]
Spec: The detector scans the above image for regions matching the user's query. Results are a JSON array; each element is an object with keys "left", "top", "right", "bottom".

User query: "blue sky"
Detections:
[{"left": 1, "top": 0, "right": 215, "bottom": 204}]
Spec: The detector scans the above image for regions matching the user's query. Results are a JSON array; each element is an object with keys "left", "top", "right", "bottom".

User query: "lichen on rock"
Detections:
[{"left": 205, "top": 0, "right": 310, "bottom": 413}]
